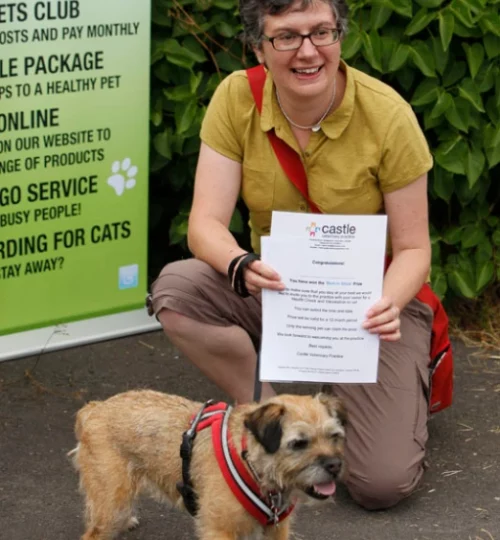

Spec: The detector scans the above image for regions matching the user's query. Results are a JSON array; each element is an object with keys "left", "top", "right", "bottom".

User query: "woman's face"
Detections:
[{"left": 254, "top": 0, "right": 341, "bottom": 101}]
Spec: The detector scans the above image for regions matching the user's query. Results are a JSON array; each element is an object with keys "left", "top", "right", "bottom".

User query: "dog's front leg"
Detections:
[{"left": 264, "top": 519, "right": 290, "bottom": 540}]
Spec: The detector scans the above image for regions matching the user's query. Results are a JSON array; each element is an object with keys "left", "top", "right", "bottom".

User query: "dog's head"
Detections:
[{"left": 243, "top": 393, "right": 347, "bottom": 501}]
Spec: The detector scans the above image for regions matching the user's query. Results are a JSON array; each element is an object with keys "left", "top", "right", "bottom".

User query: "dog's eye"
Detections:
[
  {"left": 330, "top": 433, "right": 342, "bottom": 443},
  {"left": 289, "top": 439, "right": 309, "bottom": 451}
]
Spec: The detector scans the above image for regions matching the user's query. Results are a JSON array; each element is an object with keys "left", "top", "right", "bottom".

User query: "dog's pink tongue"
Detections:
[{"left": 314, "top": 481, "right": 336, "bottom": 496}]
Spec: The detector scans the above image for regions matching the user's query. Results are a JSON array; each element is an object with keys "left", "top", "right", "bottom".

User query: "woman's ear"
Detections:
[{"left": 252, "top": 45, "right": 265, "bottom": 64}]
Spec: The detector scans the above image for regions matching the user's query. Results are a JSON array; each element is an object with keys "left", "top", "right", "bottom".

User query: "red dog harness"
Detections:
[
  {"left": 246, "top": 64, "right": 454, "bottom": 413},
  {"left": 177, "top": 401, "right": 295, "bottom": 526}
]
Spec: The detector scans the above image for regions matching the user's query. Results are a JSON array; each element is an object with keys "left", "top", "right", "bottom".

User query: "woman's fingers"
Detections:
[
  {"left": 363, "top": 297, "right": 402, "bottom": 341},
  {"left": 244, "top": 261, "right": 285, "bottom": 293},
  {"left": 363, "top": 300, "right": 399, "bottom": 328}
]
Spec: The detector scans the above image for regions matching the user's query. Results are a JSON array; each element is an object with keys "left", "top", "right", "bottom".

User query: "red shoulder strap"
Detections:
[{"left": 246, "top": 65, "right": 321, "bottom": 214}]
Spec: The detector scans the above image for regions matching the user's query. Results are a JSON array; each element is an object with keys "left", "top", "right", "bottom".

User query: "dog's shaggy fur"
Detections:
[{"left": 69, "top": 390, "right": 346, "bottom": 540}]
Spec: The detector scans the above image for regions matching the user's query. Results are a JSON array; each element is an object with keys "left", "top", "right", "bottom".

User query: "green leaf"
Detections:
[
  {"left": 405, "top": 8, "right": 436, "bottom": 35},
  {"left": 341, "top": 29, "right": 363, "bottom": 59},
  {"left": 163, "top": 84, "right": 194, "bottom": 101},
  {"left": 448, "top": 267, "right": 476, "bottom": 298},
  {"left": 484, "top": 33, "right": 500, "bottom": 58},
  {"left": 465, "top": 141, "right": 486, "bottom": 187},
  {"left": 462, "top": 43, "right": 485, "bottom": 79},
  {"left": 431, "top": 268, "right": 448, "bottom": 299},
  {"left": 215, "top": 50, "right": 244, "bottom": 72},
  {"left": 439, "top": 11, "right": 455, "bottom": 51},
  {"left": 477, "top": 62, "right": 497, "bottom": 93},
  {"left": 212, "top": 0, "right": 235, "bottom": 8},
  {"left": 475, "top": 237, "right": 493, "bottom": 264},
  {"left": 485, "top": 94, "right": 500, "bottom": 125},
  {"left": 475, "top": 260, "right": 494, "bottom": 292},
  {"left": 164, "top": 39, "right": 196, "bottom": 69},
  {"left": 388, "top": 44, "right": 411, "bottom": 71},
  {"left": 410, "top": 41, "right": 437, "bottom": 77},
  {"left": 384, "top": 0, "right": 413, "bottom": 18},
  {"left": 416, "top": 0, "right": 444, "bottom": 7},
  {"left": 458, "top": 78, "right": 485, "bottom": 111},
  {"left": 361, "top": 31, "right": 384, "bottom": 72},
  {"left": 454, "top": 20, "right": 483, "bottom": 37},
  {"left": 484, "top": 122, "right": 500, "bottom": 149},
  {"left": 411, "top": 78, "right": 440, "bottom": 106},
  {"left": 485, "top": 139, "right": 500, "bottom": 168},
  {"left": 190, "top": 71, "right": 203, "bottom": 93},
  {"left": 455, "top": 173, "right": 483, "bottom": 205},
  {"left": 431, "top": 35, "right": 449, "bottom": 75},
  {"left": 371, "top": 4, "right": 393, "bottom": 30},
  {"left": 151, "top": 39, "right": 167, "bottom": 64},
  {"left": 479, "top": 11, "right": 500, "bottom": 37},
  {"left": 430, "top": 91, "right": 453, "bottom": 118},
  {"left": 153, "top": 130, "right": 172, "bottom": 160},
  {"left": 216, "top": 20, "right": 238, "bottom": 37},
  {"left": 492, "top": 229, "right": 500, "bottom": 246},
  {"left": 442, "top": 225, "right": 464, "bottom": 244},
  {"left": 435, "top": 138, "right": 467, "bottom": 174},
  {"left": 380, "top": 36, "right": 398, "bottom": 71},
  {"left": 444, "top": 98, "right": 470, "bottom": 132},
  {"left": 449, "top": 0, "right": 475, "bottom": 28},
  {"left": 488, "top": 216, "right": 499, "bottom": 229},
  {"left": 461, "top": 224, "right": 486, "bottom": 248},
  {"left": 442, "top": 61, "right": 467, "bottom": 87},
  {"left": 459, "top": 0, "right": 485, "bottom": 14},
  {"left": 152, "top": 5, "right": 173, "bottom": 26},
  {"left": 183, "top": 36, "right": 207, "bottom": 63},
  {"left": 175, "top": 100, "right": 199, "bottom": 135},
  {"left": 169, "top": 214, "right": 189, "bottom": 246},
  {"left": 432, "top": 165, "right": 455, "bottom": 202}
]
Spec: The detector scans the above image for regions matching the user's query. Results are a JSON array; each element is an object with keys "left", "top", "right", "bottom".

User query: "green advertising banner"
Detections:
[{"left": 0, "top": 1, "right": 151, "bottom": 336}]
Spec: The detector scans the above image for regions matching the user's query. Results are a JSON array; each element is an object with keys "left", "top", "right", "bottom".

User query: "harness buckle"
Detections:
[{"left": 269, "top": 492, "right": 283, "bottom": 525}]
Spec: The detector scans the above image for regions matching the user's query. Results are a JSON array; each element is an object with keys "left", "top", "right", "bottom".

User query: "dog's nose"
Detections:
[{"left": 322, "top": 457, "right": 343, "bottom": 476}]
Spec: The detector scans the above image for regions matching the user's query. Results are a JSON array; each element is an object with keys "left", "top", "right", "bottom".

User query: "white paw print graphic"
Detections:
[{"left": 107, "top": 158, "right": 137, "bottom": 196}]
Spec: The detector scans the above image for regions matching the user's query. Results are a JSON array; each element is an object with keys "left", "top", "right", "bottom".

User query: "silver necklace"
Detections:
[{"left": 276, "top": 76, "right": 337, "bottom": 132}]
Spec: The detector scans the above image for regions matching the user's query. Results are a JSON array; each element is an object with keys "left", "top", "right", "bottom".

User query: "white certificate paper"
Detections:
[{"left": 260, "top": 212, "right": 388, "bottom": 384}]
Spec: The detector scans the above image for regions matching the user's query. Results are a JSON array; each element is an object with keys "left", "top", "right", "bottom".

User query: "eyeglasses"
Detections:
[{"left": 262, "top": 28, "right": 341, "bottom": 51}]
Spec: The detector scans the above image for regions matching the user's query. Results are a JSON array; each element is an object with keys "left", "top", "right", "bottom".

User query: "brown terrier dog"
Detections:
[{"left": 69, "top": 390, "right": 347, "bottom": 540}]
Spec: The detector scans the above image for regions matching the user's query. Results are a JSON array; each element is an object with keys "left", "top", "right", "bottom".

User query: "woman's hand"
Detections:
[
  {"left": 362, "top": 297, "right": 401, "bottom": 342},
  {"left": 243, "top": 260, "right": 286, "bottom": 295}
]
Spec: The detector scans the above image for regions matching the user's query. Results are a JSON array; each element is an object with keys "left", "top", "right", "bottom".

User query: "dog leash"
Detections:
[{"left": 253, "top": 352, "right": 262, "bottom": 402}]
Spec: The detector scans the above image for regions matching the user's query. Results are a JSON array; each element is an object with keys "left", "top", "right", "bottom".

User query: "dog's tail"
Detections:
[
  {"left": 74, "top": 401, "right": 100, "bottom": 440},
  {"left": 67, "top": 401, "right": 100, "bottom": 467}
]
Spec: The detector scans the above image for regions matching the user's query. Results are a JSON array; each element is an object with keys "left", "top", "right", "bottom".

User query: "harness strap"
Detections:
[
  {"left": 177, "top": 402, "right": 294, "bottom": 525},
  {"left": 176, "top": 399, "right": 217, "bottom": 516}
]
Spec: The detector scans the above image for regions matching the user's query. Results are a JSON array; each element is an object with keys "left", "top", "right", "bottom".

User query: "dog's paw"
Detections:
[{"left": 127, "top": 516, "right": 140, "bottom": 530}]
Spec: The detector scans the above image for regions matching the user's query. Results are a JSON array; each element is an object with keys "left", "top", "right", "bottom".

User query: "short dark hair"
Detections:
[{"left": 239, "top": 0, "right": 349, "bottom": 47}]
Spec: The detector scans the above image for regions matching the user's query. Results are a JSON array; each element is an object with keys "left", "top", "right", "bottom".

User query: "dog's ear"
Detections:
[
  {"left": 317, "top": 393, "right": 347, "bottom": 428},
  {"left": 244, "top": 403, "right": 285, "bottom": 454}
]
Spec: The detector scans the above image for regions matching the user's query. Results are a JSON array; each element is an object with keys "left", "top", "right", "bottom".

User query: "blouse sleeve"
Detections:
[
  {"left": 378, "top": 104, "right": 433, "bottom": 193},
  {"left": 199, "top": 74, "right": 243, "bottom": 163}
]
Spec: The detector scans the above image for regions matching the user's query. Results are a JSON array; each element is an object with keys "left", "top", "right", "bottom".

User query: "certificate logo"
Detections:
[
  {"left": 118, "top": 264, "right": 139, "bottom": 290},
  {"left": 306, "top": 222, "right": 321, "bottom": 237}
]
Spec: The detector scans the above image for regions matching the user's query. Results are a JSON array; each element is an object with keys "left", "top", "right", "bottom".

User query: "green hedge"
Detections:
[{"left": 149, "top": 0, "right": 500, "bottom": 301}]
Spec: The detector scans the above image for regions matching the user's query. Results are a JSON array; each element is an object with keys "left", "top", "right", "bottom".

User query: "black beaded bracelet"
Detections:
[
  {"left": 227, "top": 252, "right": 260, "bottom": 298},
  {"left": 227, "top": 253, "right": 248, "bottom": 288}
]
